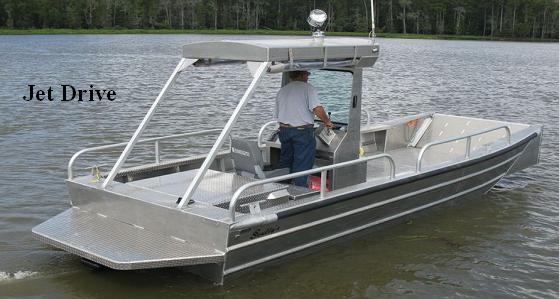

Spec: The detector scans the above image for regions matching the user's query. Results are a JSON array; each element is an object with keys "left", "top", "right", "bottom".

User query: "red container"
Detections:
[{"left": 308, "top": 175, "right": 330, "bottom": 192}]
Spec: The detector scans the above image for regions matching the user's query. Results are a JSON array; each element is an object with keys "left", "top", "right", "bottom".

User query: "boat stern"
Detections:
[
  {"left": 32, "top": 207, "right": 225, "bottom": 270},
  {"left": 32, "top": 176, "right": 231, "bottom": 283}
]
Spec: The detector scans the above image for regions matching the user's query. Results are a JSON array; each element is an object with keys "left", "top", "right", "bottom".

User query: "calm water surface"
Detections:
[{"left": 0, "top": 35, "right": 558, "bottom": 298}]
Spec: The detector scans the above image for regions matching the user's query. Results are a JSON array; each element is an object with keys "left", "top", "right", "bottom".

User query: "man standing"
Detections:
[{"left": 275, "top": 70, "right": 334, "bottom": 187}]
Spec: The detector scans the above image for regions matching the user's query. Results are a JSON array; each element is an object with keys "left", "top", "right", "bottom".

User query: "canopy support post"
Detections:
[
  {"left": 177, "top": 61, "right": 270, "bottom": 209},
  {"left": 370, "top": 0, "right": 376, "bottom": 38},
  {"left": 102, "top": 58, "right": 197, "bottom": 189}
]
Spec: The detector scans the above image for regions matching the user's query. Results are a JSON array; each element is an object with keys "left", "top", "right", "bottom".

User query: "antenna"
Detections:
[{"left": 370, "top": 0, "right": 376, "bottom": 39}]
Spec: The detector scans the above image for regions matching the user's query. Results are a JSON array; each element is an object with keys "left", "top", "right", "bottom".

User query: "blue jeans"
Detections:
[{"left": 278, "top": 127, "right": 316, "bottom": 187}]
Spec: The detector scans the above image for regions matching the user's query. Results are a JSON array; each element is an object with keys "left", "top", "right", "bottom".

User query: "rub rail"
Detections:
[
  {"left": 228, "top": 153, "right": 396, "bottom": 222},
  {"left": 68, "top": 129, "right": 222, "bottom": 179},
  {"left": 416, "top": 125, "right": 511, "bottom": 172}
]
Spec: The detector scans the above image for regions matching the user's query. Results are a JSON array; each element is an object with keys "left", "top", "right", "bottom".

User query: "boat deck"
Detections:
[
  {"left": 365, "top": 146, "right": 462, "bottom": 179},
  {"left": 126, "top": 169, "right": 288, "bottom": 208},
  {"left": 365, "top": 138, "right": 510, "bottom": 179}
]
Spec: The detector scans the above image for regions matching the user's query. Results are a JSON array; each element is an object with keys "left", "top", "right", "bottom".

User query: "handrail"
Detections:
[
  {"left": 228, "top": 153, "right": 396, "bottom": 222},
  {"left": 364, "top": 110, "right": 372, "bottom": 126},
  {"left": 257, "top": 121, "right": 279, "bottom": 147},
  {"left": 416, "top": 125, "right": 511, "bottom": 172},
  {"left": 68, "top": 128, "right": 222, "bottom": 179}
]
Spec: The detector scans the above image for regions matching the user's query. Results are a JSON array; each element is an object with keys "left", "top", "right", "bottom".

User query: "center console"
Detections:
[{"left": 313, "top": 121, "right": 366, "bottom": 190}]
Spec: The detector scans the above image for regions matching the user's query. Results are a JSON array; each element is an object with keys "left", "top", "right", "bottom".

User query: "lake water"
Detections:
[{"left": 0, "top": 34, "right": 558, "bottom": 298}]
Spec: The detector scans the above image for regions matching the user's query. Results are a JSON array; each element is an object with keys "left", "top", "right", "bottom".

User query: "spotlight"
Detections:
[{"left": 307, "top": 9, "right": 327, "bottom": 37}]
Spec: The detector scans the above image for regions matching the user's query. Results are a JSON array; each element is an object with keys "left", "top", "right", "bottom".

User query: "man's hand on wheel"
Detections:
[{"left": 313, "top": 106, "right": 335, "bottom": 129}]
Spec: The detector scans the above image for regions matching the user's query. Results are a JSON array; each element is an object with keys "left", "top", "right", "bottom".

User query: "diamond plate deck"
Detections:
[
  {"left": 32, "top": 208, "right": 224, "bottom": 270},
  {"left": 128, "top": 169, "right": 288, "bottom": 206}
]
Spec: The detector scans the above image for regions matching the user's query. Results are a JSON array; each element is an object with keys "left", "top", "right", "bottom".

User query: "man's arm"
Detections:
[{"left": 313, "top": 106, "right": 334, "bottom": 128}]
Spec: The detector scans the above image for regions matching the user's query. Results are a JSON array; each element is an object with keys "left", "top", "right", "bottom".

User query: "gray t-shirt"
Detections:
[{"left": 274, "top": 81, "right": 321, "bottom": 126}]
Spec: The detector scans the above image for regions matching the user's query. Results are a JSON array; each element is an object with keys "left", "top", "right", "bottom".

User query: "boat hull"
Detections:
[
  {"left": 222, "top": 132, "right": 537, "bottom": 281},
  {"left": 32, "top": 128, "right": 540, "bottom": 284}
]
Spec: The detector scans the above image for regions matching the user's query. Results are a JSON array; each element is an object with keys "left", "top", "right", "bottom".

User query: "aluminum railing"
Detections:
[
  {"left": 228, "top": 153, "right": 396, "bottom": 222},
  {"left": 416, "top": 125, "right": 511, "bottom": 172},
  {"left": 364, "top": 110, "right": 372, "bottom": 126},
  {"left": 68, "top": 128, "right": 222, "bottom": 179},
  {"left": 257, "top": 121, "right": 279, "bottom": 147}
]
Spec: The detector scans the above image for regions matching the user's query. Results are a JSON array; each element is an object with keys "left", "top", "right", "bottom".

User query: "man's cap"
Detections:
[{"left": 289, "top": 70, "right": 310, "bottom": 79}]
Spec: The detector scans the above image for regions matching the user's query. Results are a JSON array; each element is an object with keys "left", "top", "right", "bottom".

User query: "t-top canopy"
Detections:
[{"left": 182, "top": 37, "right": 379, "bottom": 66}]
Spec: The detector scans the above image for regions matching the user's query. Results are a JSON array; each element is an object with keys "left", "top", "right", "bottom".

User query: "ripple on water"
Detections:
[{"left": 0, "top": 271, "right": 38, "bottom": 282}]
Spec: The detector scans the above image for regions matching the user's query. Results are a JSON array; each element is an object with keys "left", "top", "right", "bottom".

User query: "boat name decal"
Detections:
[{"left": 250, "top": 225, "right": 280, "bottom": 239}]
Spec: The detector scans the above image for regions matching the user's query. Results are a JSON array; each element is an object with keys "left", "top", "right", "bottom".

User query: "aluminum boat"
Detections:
[{"left": 33, "top": 17, "right": 542, "bottom": 284}]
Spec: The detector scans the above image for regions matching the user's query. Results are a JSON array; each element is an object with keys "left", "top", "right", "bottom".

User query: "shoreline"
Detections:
[{"left": 1, "top": 28, "right": 557, "bottom": 42}]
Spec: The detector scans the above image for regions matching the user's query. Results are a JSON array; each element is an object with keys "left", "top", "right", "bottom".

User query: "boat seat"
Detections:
[{"left": 231, "top": 138, "right": 290, "bottom": 179}]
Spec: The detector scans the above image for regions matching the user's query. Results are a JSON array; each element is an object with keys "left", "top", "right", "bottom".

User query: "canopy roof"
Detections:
[{"left": 182, "top": 37, "right": 379, "bottom": 64}]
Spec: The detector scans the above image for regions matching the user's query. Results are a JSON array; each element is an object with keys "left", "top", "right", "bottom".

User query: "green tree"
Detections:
[{"left": 399, "top": 0, "right": 412, "bottom": 33}]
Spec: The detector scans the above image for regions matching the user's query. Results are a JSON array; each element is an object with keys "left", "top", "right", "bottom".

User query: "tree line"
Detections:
[{"left": 1, "top": 0, "right": 558, "bottom": 39}]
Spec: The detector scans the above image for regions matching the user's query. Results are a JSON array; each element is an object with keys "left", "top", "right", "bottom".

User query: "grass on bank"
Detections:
[{"left": 0, "top": 28, "right": 557, "bottom": 42}]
